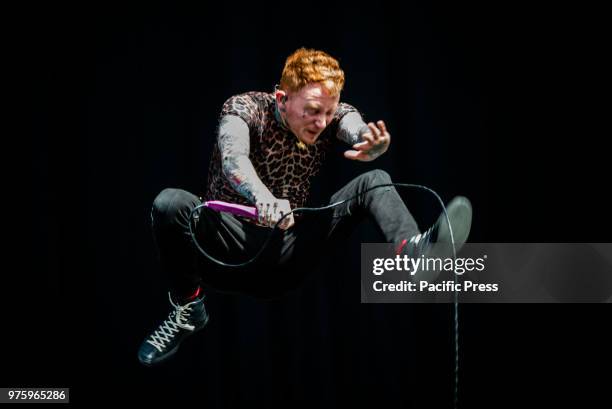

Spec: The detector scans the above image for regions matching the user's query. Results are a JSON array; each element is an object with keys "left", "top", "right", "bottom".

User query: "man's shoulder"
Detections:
[
  {"left": 220, "top": 91, "right": 274, "bottom": 121},
  {"left": 227, "top": 91, "right": 274, "bottom": 105},
  {"left": 335, "top": 101, "right": 361, "bottom": 121}
]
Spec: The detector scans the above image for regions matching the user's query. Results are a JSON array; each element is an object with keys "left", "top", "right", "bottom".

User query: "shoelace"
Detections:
[{"left": 146, "top": 293, "right": 198, "bottom": 352}]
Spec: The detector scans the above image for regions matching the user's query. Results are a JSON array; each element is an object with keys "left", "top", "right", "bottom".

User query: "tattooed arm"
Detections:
[
  {"left": 337, "top": 111, "right": 370, "bottom": 146},
  {"left": 218, "top": 115, "right": 294, "bottom": 229},
  {"left": 218, "top": 115, "right": 273, "bottom": 203}
]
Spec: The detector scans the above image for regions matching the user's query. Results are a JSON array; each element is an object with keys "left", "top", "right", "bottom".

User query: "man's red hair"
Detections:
[{"left": 279, "top": 48, "right": 345, "bottom": 96}]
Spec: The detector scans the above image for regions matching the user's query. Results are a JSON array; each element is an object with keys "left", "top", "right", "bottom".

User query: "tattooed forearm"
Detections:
[
  {"left": 337, "top": 112, "right": 369, "bottom": 145},
  {"left": 218, "top": 115, "right": 274, "bottom": 203},
  {"left": 222, "top": 155, "right": 271, "bottom": 202}
]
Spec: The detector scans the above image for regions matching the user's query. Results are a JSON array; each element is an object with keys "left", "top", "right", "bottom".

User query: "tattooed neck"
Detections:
[{"left": 274, "top": 103, "right": 290, "bottom": 131}]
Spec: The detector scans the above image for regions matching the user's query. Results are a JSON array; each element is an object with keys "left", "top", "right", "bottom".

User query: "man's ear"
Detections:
[
  {"left": 276, "top": 90, "right": 288, "bottom": 111},
  {"left": 275, "top": 89, "right": 287, "bottom": 104}
]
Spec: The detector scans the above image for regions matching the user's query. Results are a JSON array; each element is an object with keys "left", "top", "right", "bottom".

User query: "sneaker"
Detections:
[
  {"left": 398, "top": 196, "right": 473, "bottom": 282},
  {"left": 138, "top": 292, "right": 210, "bottom": 366}
]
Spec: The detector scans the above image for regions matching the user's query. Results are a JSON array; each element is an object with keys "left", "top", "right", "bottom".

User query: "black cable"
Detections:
[{"left": 188, "top": 183, "right": 460, "bottom": 407}]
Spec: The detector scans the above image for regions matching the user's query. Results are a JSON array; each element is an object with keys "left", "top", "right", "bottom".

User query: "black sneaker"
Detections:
[
  {"left": 138, "top": 292, "right": 209, "bottom": 366},
  {"left": 398, "top": 196, "right": 473, "bottom": 281}
]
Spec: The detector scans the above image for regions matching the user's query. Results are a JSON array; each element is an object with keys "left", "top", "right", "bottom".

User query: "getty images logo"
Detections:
[{"left": 372, "top": 254, "right": 487, "bottom": 276}]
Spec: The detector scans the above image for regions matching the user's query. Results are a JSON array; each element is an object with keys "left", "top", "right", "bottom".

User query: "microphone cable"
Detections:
[{"left": 188, "top": 182, "right": 461, "bottom": 408}]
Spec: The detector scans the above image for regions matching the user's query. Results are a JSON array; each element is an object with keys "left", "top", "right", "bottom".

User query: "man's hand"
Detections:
[
  {"left": 344, "top": 120, "right": 391, "bottom": 162},
  {"left": 255, "top": 195, "right": 295, "bottom": 230}
]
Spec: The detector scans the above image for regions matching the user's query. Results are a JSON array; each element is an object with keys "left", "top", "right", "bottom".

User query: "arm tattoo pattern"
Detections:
[
  {"left": 337, "top": 111, "right": 369, "bottom": 145},
  {"left": 218, "top": 115, "right": 272, "bottom": 203}
]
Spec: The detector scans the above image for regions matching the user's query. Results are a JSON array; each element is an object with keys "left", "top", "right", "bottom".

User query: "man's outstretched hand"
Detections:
[{"left": 344, "top": 120, "right": 391, "bottom": 162}]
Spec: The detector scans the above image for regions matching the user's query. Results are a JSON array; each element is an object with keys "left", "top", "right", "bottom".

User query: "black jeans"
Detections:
[{"left": 151, "top": 169, "right": 420, "bottom": 298}]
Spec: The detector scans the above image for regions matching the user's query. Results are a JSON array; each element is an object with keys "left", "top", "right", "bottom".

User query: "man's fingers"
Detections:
[
  {"left": 277, "top": 213, "right": 295, "bottom": 230},
  {"left": 376, "top": 121, "right": 391, "bottom": 146},
  {"left": 361, "top": 132, "right": 375, "bottom": 145},
  {"left": 280, "top": 216, "right": 293, "bottom": 230},
  {"left": 257, "top": 198, "right": 294, "bottom": 228},
  {"left": 352, "top": 141, "right": 371, "bottom": 151},
  {"left": 344, "top": 150, "right": 358, "bottom": 160},
  {"left": 275, "top": 211, "right": 286, "bottom": 226},
  {"left": 344, "top": 149, "right": 368, "bottom": 161},
  {"left": 257, "top": 202, "right": 266, "bottom": 224},
  {"left": 377, "top": 120, "right": 387, "bottom": 135},
  {"left": 266, "top": 210, "right": 272, "bottom": 226},
  {"left": 285, "top": 214, "right": 295, "bottom": 229},
  {"left": 368, "top": 122, "right": 381, "bottom": 141}
]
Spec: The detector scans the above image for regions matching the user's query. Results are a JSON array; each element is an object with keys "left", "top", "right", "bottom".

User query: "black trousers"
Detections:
[{"left": 151, "top": 169, "right": 420, "bottom": 298}]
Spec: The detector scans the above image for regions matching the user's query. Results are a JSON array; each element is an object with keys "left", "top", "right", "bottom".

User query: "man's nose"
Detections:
[{"left": 315, "top": 117, "right": 327, "bottom": 129}]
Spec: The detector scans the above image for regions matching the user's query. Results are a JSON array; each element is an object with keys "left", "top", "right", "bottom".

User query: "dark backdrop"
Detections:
[{"left": 14, "top": 0, "right": 611, "bottom": 407}]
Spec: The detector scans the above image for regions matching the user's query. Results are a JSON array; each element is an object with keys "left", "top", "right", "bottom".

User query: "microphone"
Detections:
[{"left": 203, "top": 200, "right": 258, "bottom": 219}]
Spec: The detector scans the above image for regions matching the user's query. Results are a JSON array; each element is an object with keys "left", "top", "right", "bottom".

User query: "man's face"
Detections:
[{"left": 277, "top": 83, "right": 340, "bottom": 145}]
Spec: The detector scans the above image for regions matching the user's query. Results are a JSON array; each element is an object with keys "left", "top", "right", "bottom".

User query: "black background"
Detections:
[{"left": 12, "top": 0, "right": 611, "bottom": 407}]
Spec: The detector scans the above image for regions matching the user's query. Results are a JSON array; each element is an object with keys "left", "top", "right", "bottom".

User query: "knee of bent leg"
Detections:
[
  {"left": 152, "top": 188, "right": 197, "bottom": 224},
  {"left": 363, "top": 169, "right": 392, "bottom": 186}
]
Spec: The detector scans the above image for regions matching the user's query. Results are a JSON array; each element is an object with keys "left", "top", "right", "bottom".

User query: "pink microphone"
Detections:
[{"left": 203, "top": 200, "right": 258, "bottom": 219}]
